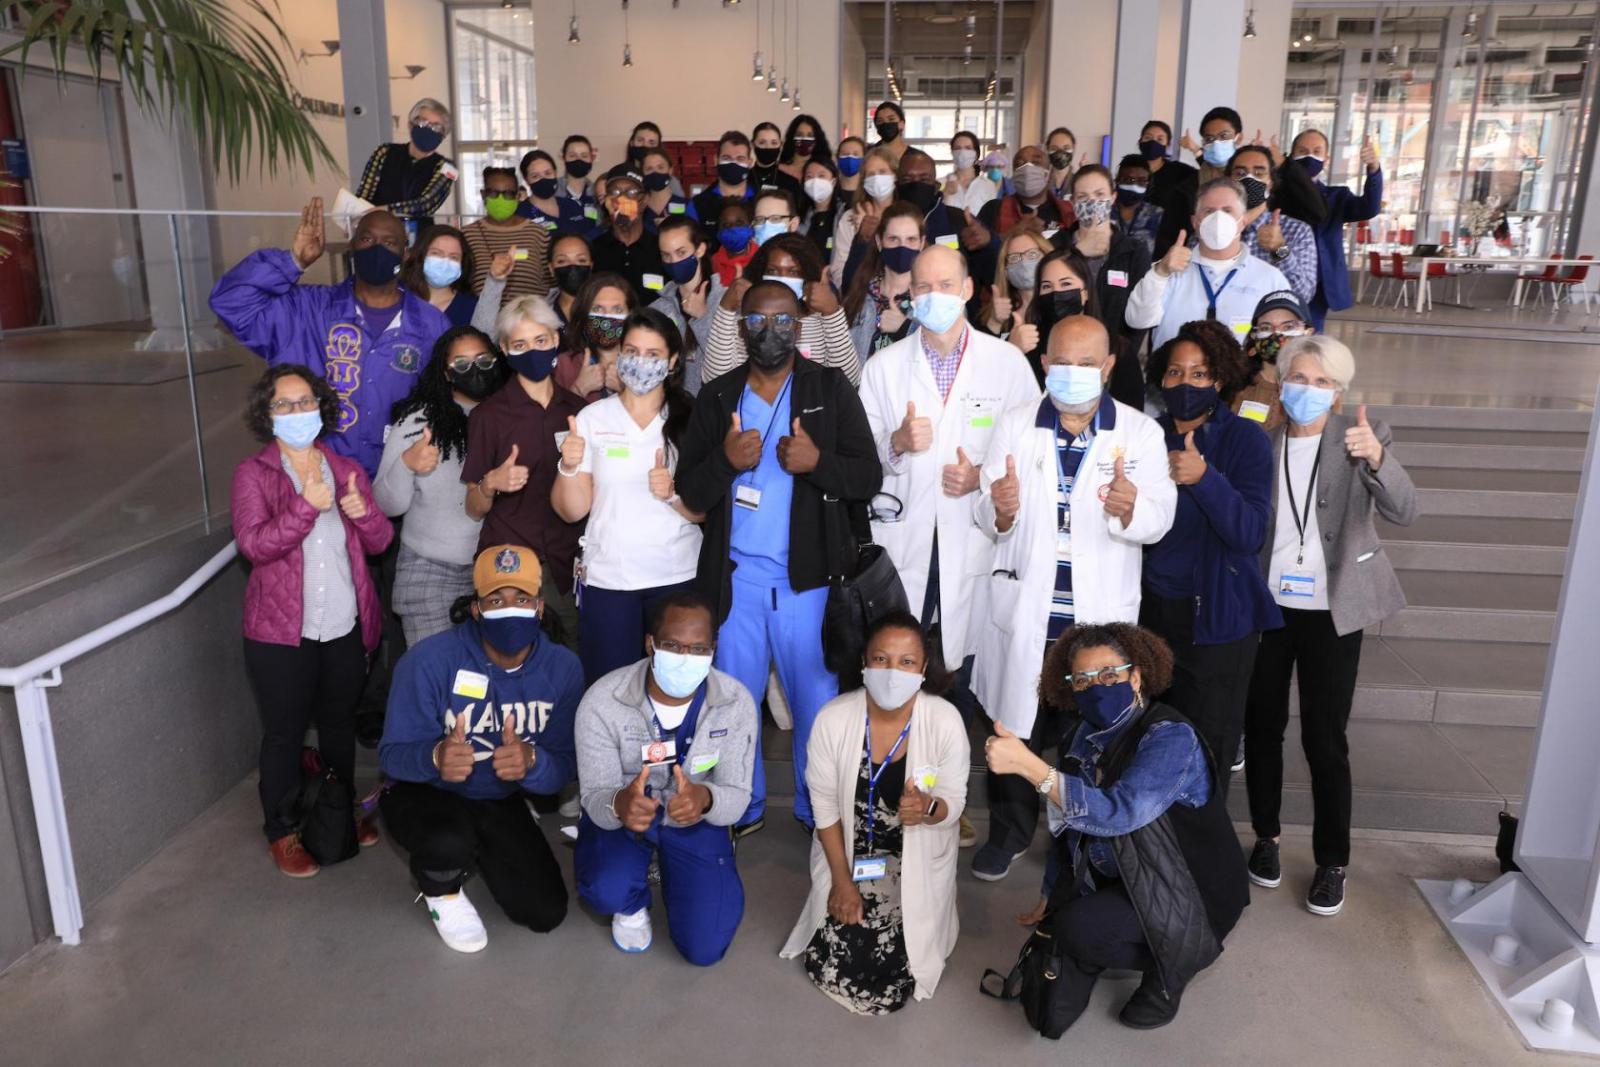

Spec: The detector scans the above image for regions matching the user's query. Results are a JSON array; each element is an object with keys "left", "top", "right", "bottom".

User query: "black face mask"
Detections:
[
  {"left": 1048, "top": 148, "right": 1074, "bottom": 171},
  {"left": 528, "top": 176, "right": 559, "bottom": 199},
  {"left": 1162, "top": 383, "right": 1218, "bottom": 421},
  {"left": 450, "top": 362, "right": 505, "bottom": 401},
  {"left": 896, "top": 180, "right": 939, "bottom": 215},
  {"left": 742, "top": 323, "right": 798, "bottom": 370},
  {"left": 1240, "top": 175, "right": 1269, "bottom": 210},
  {"left": 1037, "top": 288, "right": 1085, "bottom": 325},
  {"left": 643, "top": 171, "right": 672, "bottom": 193},
  {"left": 754, "top": 145, "right": 781, "bottom": 168},
  {"left": 553, "top": 264, "right": 592, "bottom": 296},
  {"left": 875, "top": 120, "right": 901, "bottom": 142},
  {"left": 350, "top": 243, "right": 401, "bottom": 286},
  {"left": 565, "top": 158, "right": 593, "bottom": 179},
  {"left": 628, "top": 144, "right": 649, "bottom": 164}
]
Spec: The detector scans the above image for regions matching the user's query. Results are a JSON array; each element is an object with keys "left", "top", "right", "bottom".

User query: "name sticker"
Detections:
[
  {"left": 1107, "top": 269, "right": 1129, "bottom": 288},
  {"left": 969, "top": 414, "right": 994, "bottom": 428},
  {"left": 642, "top": 272, "right": 665, "bottom": 292},
  {"left": 604, "top": 445, "right": 632, "bottom": 459},
  {"left": 1239, "top": 400, "right": 1271, "bottom": 423},
  {"left": 689, "top": 751, "right": 720, "bottom": 775},
  {"left": 936, "top": 233, "right": 960, "bottom": 250},
  {"left": 452, "top": 670, "right": 488, "bottom": 700}
]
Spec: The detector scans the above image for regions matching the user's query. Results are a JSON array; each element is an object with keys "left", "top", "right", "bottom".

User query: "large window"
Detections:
[{"left": 449, "top": 6, "right": 538, "bottom": 217}]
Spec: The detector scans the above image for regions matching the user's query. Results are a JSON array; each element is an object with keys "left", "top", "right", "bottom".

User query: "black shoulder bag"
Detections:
[
  {"left": 979, "top": 915, "right": 1078, "bottom": 1039},
  {"left": 820, "top": 494, "right": 909, "bottom": 682},
  {"left": 293, "top": 746, "right": 359, "bottom": 866}
]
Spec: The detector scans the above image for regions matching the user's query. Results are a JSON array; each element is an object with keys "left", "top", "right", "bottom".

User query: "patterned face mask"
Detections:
[
  {"left": 617, "top": 353, "right": 670, "bottom": 395},
  {"left": 1073, "top": 197, "right": 1114, "bottom": 228}
]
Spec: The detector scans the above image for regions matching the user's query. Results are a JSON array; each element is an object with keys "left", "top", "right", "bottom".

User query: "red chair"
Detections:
[
  {"left": 1399, "top": 227, "right": 1416, "bottom": 246},
  {"left": 1544, "top": 255, "right": 1593, "bottom": 308},
  {"left": 1521, "top": 262, "right": 1563, "bottom": 308},
  {"left": 1390, "top": 253, "right": 1451, "bottom": 310},
  {"left": 1365, "top": 250, "right": 1393, "bottom": 305}
]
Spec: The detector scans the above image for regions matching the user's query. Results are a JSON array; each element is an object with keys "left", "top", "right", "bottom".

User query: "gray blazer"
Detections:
[
  {"left": 1259, "top": 411, "right": 1418, "bottom": 636},
  {"left": 649, "top": 277, "right": 725, "bottom": 397}
]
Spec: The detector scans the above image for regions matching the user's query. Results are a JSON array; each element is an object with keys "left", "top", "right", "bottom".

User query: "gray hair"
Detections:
[
  {"left": 495, "top": 295, "right": 562, "bottom": 346},
  {"left": 1195, "top": 176, "right": 1247, "bottom": 213},
  {"left": 1277, "top": 333, "right": 1355, "bottom": 391},
  {"left": 408, "top": 97, "right": 451, "bottom": 133}
]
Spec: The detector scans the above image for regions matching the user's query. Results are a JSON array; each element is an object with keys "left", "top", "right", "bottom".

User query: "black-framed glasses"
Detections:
[
  {"left": 1004, "top": 249, "right": 1044, "bottom": 266},
  {"left": 1202, "top": 130, "right": 1237, "bottom": 144},
  {"left": 655, "top": 638, "right": 715, "bottom": 657},
  {"left": 1069, "top": 663, "right": 1133, "bottom": 691},
  {"left": 752, "top": 213, "right": 793, "bottom": 227},
  {"left": 448, "top": 352, "right": 498, "bottom": 374},
  {"left": 268, "top": 396, "right": 320, "bottom": 415},
  {"left": 742, "top": 312, "right": 797, "bottom": 331}
]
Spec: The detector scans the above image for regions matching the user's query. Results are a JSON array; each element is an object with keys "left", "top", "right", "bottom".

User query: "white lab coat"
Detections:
[
  {"left": 969, "top": 395, "right": 1177, "bottom": 739},
  {"left": 860, "top": 327, "right": 1040, "bottom": 665}
]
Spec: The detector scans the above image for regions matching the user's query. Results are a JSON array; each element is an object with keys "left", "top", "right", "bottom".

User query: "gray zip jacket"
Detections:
[{"left": 575, "top": 659, "right": 757, "bottom": 830}]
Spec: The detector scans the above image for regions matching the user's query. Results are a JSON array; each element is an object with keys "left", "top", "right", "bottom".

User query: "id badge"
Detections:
[
  {"left": 852, "top": 854, "right": 888, "bottom": 882},
  {"left": 1056, "top": 527, "right": 1072, "bottom": 561},
  {"left": 734, "top": 484, "right": 762, "bottom": 510},
  {"left": 1278, "top": 569, "right": 1317, "bottom": 599},
  {"left": 641, "top": 738, "right": 678, "bottom": 766}
]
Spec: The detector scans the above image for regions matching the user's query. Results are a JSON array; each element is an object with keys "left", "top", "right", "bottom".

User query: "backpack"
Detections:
[{"left": 293, "top": 747, "right": 359, "bottom": 866}]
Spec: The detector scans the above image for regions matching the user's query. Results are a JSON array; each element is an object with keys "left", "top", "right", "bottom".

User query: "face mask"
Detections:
[
  {"left": 753, "top": 220, "right": 788, "bottom": 247},
  {"left": 1005, "top": 258, "right": 1039, "bottom": 291},
  {"left": 717, "top": 160, "right": 750, "bottom": 186},
  {"left": 763, "top": 273, "right": 805, "bottom": 301},
  {"left": 719, "top": 225, "right": 752, "bottom": 253},
  {"left": 896, "top": 181, "right": 940, "bottom": 215},
  {"left": 1048, "top": 148, "right": 1074, "bottom": 171},
  {"left": 804, "top": 177, "right": 836, "bottom": 206},
  {"left": 643, "top": 171, "right": 672, "bottom": 193},
  {"left": 837, "top": 155, "right": 863, "bottom": 178},
  {"left": 1074, "top": 198, "right": 1113, "bottom": 228},
  {"left": 1198, "top": 210, "right": 1240, "bottom": 252},
  {"left": 862, "top": 173, "right": 896, "bottom": 201},
  {"left": 1162, "top": 383, "right": 1218, "bottom": 421},
  {"left": 584, "top": 312, "right": 628, "bottom": 350},
  {"left": 1045, "top": 363, "right": 1103, "bottom": 411},
  {"left": 986, "top": 166, "right": 1006, "bottom": 183},
  {"left": 483, "top": 195, "right": 519, "bottom": 222},
  {"left": 652, "top": 648, "right": 713, "bottom": 699},
  {"left": 744, "top": 323, "right": 798, "bottom": 369},
  {"left": 754, "top": 145, "right": 781, "bottom": 167},
  {"left": 272, "top": 409, "right": 323, "bottom": 449},
  {"left": 1138, "top": 139, "right": 1167, "bottom": 162},
  {"left": 553, "top": 263, "right": 592, "bottom": 296},
  {"left": 1116, "top": 184, "right": 1147, "bottom": 207},
  {"left": 1280, "top": 382, "right": 1337, "bottom": 425},
  {"left": 953, "top": 148, "right": 978, "bottom": 171},
  {"left": 913, "top": 291, "right": 964, "bottom": 334},
  {"left": 411, "top": 123, "right": 444, "bottom": 153},
  {"left": 422, "top": 255, "right": 462, "bottom": 288},
  {"left": 1013, "top": 163, "right": 1048, "bottom": 198},
  {"left": 1202, "top": 139, "right": 1237, "bottom": 168},
  {"left": 1037, "top": 287, "right": 1084, "bottom": 325},
  {"left": 611, "top": 196, "right": 641, "bottom": 221},
  {"left": 528, "top": 176, "right": 559, "bottom": 199},
  {"left": 479, "top": 607, "right": 542, "bottom": 656},
  {"left": 862, "top": 667, "right": 924, "bottom": 711},
  {"left": 350, "top": 243, "right": 401, "bottom": 286},
  {"left": 665, "top": 254, "right": 699, "bottom": 286},
  {"left": 450, "top": 363, "right": 503, "bottom": 401},
  {"left": 874, "top": 120, "right": 901, "bottom": 142},
  {"left": 879, "top": 244, "right": 918, "bottom": 274},
  {"left": 1239, "top": 174, "right": 1269, "bottom": 210},
  {"left": 628, "top": 144, "right": 649, "bottom": 164},
  {"left": 566, "top": 158, "right": 593, "bottom": 179},
  {"left": 793, "top": 138, "right": 816, "bottom": 157},
  {"left": 618, "top": 352, "right": 670, "bottom": 395},
  {"left": 506, "top": 346, "right": 559, "bottom": 382},
  {"left": 1075, "top": 679, "right": 1136, "bottom": 729},
  {"left": 1249, "top": 329, "right": 1303, "bottom": 365},
  {"left": 1294, "top": 154, "right": 1325, "bottom": 179}
]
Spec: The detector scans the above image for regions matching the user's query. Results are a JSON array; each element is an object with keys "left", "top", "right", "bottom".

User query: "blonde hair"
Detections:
[
  {"left": 991, "top": 225, "right": 1055, "bottom": 303},
  {"left": 849, "top": 147, "right": 900, "bottom": 211},
  {"left": 495, "top": 294, "right": 562, "bottom": 347},
  {"left": 1278, "top": 333, "right": 1355, "bottom": 391}
]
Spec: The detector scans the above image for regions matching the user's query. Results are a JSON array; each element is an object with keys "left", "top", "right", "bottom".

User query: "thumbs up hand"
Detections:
[
  {"left": 992, "top": 454, "right": 1022, "bottom": 529},
  {"left": 666, "top": 764, "right": 711, "bottom": 827},
  {"left": 301, "top": 458, "right": 334, "bottom": 512},
  {"left": 983, "top": 719, "right": 1039, "bottom": 778},
  {"left": 891, "top": 400, "right": 933, "bottom": 455},
  {"left": 778, "top": 416, "right": 820, "bottom": 474},
  {"left": 1168, "top": 430, "right": 1208, "bottom": 485},
  {"left": 1344, "top": 403, "right": 1383, "bottom": 470},
  {"left": 1258, "top": 209, "right": 1286, "bottom": 253},
  {"left": 1009, "top": 310, "right": 1039, "bottom": 355},
  {"left": 649, "top": 447, "right": 675, "bottom": 500},
  {"left": 1157, "top": 230, "right": 1192, "bottom": 277},
  {"left": 898, "top": 779, "right": 933, "bottom": 827},
  {"left": 723, "top": 410, "right": 763, "bottom": 470},
  {"left": 485, "top": 444, "right": 528, "bottom": 494},
  {"left": 559, "top": 415, "right": 586, "bottom": 471},
  {"left": 614, "top": 764, "right": 661, "bottom": 832},
  {"left": 435, "top": 713, "right": 476, "bottom": 783},
  {"left": 1103, "top": 455, "right": 1138, "bottom": 524},
  {"left": 492, "top": 713, "right": 536, "bottom": 781},
  {"left": 942, "top": 445, "right": 980, "bottom": 498},
  {"left": 402, "top": 425, "right": 440, "bottom": 475},
  {"left": 338, "top": 471, "right": 368, "bottom": 520}
]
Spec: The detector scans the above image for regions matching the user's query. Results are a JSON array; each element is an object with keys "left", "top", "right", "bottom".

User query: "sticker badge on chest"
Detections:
[
  {"left": 452, "top": 670, "right": 488, "bottom": 700},
  {"left": 852, "top": 854, "right": 888, "bottom": 882}
]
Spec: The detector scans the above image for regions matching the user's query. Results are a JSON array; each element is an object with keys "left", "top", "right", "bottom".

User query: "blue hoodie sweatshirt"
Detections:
[{"left": 379, "top": 620, "right": 583, "bottom": 800}]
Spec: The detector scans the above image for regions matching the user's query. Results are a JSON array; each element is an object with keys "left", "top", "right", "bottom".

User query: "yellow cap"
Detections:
[{"left": 472, "top": 545, "right": 543, "bottom": 599}]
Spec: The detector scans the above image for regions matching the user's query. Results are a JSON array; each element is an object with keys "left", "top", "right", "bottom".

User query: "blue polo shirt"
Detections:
[{"left": 729, "top": 376, "right": 795, "bottom": 585}]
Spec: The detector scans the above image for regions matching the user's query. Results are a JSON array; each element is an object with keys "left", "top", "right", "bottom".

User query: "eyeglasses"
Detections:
[
  {"left": 655, "top": 638, "right": 714, "bottom": 657},
  {"left": 752, "top": 213, "right": 792, "bottom": 226},
  {"left": 1253, "top": 323, "right": 1306, "bottom": 337},
  {"left": 1202, "top": 130, "right": 1237, "bottom": 144},
  {"left": 741, "top": 312, "right": 797, "bottom": 331},
  {"left": 448, "top": 352, "right": 498, "bottom": 373},
  {"left": 414, "top": 120, "right": 446, "bottom": 135},
  {"left": 609, "top": 187, "right": 645, "bottom": 200},
  {"left": 268, "top": 396, "right": 320, "bottom": 414},
  {"left": 1069, "top": 664, "right": 1133, "bottom": 691},
  {"left": 505, "top": 340, "right": 557, "bottom": 355},
  {"left": 1004, "top": 249, "right": 1044, "bottom": 266}
]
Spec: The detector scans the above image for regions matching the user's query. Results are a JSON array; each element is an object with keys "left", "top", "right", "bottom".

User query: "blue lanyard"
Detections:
[
  {"left": 651, "top": 684, "right": 708, "bottom": 769},
  {"left": 735, "top": 375, "right": 793, "bottom": 485},
  {"left": 1053, "top": 409, "right": 1099, "bottom": 532},
  {"left": 863, "top": 709, "right": 912, "bottom": 854},
  {"left": 1198, "top": 265, "right": 1239, "bottom": 317}
]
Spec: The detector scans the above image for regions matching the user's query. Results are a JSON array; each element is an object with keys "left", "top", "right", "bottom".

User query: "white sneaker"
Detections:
[
  {"left": 612, "top": 907, "right": 653, "bottom": 953},
  {"left": 559, "top": 794, "right": 582, "bottom": 819},
  {"left": 423, "top": 891, "right": 488, "bottom": 953}
]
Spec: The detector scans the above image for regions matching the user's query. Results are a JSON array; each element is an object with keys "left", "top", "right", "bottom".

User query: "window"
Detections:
[{"left": 449, "top": 6, "right": 538, "bottom": 217}]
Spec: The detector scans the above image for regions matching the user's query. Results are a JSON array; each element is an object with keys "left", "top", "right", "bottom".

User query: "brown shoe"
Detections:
[
  {"left": 355, "top": 815, "right": 380, "bottom": 848},
  {"left": 269, "top": 833, "right": 320, "bottom": 878}
]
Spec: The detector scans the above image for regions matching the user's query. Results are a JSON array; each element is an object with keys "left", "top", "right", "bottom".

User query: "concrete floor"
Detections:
[{"left": 0, "top": 781, "right": 1585, "bottom": 1067}]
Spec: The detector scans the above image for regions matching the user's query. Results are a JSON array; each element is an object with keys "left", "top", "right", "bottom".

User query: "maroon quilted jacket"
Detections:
[{"left": 231, "top": 442, "right": 393, "bottom": 651}]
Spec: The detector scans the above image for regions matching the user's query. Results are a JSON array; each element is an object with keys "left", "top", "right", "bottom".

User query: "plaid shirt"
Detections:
[
  {"left": 1242, "top": 211, "right": 1318, "bottom": 306},
  {"left": 919, "top": 325, "right": 969, "bottom": 402}
]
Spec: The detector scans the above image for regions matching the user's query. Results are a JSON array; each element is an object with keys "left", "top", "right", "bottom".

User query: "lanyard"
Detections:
[
  {"left": 650, "top": 684, "right": 708, "bottom": 768},
  {"left": 1053, "top": 409, "right": 1099, "bottom": 533},
  {"left": 1198, "top": 266, "right": 1239, "bottom": 319},
  {"left": 863, "top": 708, "right": 913, "bottom": 855},
  {"left": 1283, "top": 439, "right": 1323, "bottom": 566},
  {"left": 735, "top": 374, "right": 793, "bottom": 485}
]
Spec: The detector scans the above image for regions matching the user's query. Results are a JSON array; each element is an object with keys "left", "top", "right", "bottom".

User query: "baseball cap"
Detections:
[
  {"left": 473, "top": 545, "right": 543, "bottom": 600},
  {"left": 604, "top": 162, "right": 646, "bottom": 188},
  {"left": 1252, "top": 289, "right": 1310, "bottom": 324}
]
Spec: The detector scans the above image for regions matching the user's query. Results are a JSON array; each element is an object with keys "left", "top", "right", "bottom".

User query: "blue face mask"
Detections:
[
  {"left": 986, "top": 166, "right": 1006, "bottom": 183},
  {"left": 1280, "top": 382, "right": 1338, "bottom": 425},
  {"left": 506, "top": 346, "right": 559, "bottom": 382},
  {"left": 1074, "top": 679, "right": 1137, "bottom": 729},
  {"left": 913, "top": 291, "right": 964, "bottom": 333},
  {"left": 1202, "top": 139, "right": 1237, "bottom": 168},
  {"left": 719, "top": 225, "right": 752, "bottom": 254},
  {"left": 272, "top": 409, "right": 323, "bottom": 449},
  {"left": 652, "top": 647, "right": 713, "bottom": 699},
  {"left": 837, "top": 155, "right": 863, "bottom": 178},
  {"left": 1294, "top": 154, "right": 1325, "bottom": 180},
  {"left": 1045, "top": 364, "right": 1104, "bottom": 409},
  {"left": 665, "top": 254, "right": 699, "bottom": 286},
  {"left": 763, "top": 274, "right": 805, "bottom": 301},
  {"left": 879, "top": 244, "right": 918, "bottom": 274},
  {"left": 479, "top": 607, "right": 542, "bottom": 656},
  {"left": 753, "top": 220, "right": 788, "bottom": 247},
  {"left": 422, "top": 255, "right": 462, "bottom": 288}
]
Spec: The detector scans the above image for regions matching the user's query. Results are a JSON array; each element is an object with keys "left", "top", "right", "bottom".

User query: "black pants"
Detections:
[
  {"left": 1050, "top": 881, "right": 1158, "bottom": 1032},
  {"left": 357, "top": 523, "right": 406, "bottom": 729},
  {"left": 380, "top": 781, "right": 568, "bottom": 932},
  {"left": 1244, "top": 607, "right": 1363, "bottom": 867},
  {"left": 243, "top": 626, "right": 367, "bottom": 842},
  {"left": 1139, "top": 593, "right": 1259, "bottom": 801},
  {"left": 984, "top": 703, "right": 1070, "bottom": 855}
]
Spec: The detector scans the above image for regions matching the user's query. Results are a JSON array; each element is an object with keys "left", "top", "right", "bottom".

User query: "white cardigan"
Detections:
[{"left": 780, "top": 690, "right": 970, "bottom": 1001}]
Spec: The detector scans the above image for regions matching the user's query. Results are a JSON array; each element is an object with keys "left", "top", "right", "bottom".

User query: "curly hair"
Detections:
[
  {"left": 390, "top": 325, "right": 503, "bottom": 463},
  {"left": 1038, "top": 623, "right": 1174, "bottom": 713},
  {"left": 743, "top": 231, "right": 825, "bottom": 286},
  {"left": 1145, "top": 318, "right": 1252, "bottom": 399},
  {"left": 244, "top": 364, "right": 340, "bottom": 444}
]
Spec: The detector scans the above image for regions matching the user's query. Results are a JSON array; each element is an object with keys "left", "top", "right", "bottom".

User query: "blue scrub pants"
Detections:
[
  {"left": 577, "top": 579, "right": 696, "bottom": 686},
  {"left": 714, "top": 572, "right": 837, "bottom": 827},
  {"left": 575, "top": 813, "right": 744, "bottom": 966}
]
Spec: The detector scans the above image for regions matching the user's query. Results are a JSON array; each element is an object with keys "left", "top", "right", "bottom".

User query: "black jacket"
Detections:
[
  {"left": 1087, "top": 224, "right": 1153, "bottom": 408},
  {"left": 677, "top": 356, "right": 882, "bottom": 624}
]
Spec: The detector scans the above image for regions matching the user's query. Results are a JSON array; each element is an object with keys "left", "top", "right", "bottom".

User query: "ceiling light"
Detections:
[
  {"left": 766, "top": 69, "right": 778, "bottom": 92},
  {"left": 1243, "top": 7, "right": 1256, "bottom": 38},
  {"left": 752, "top": 51, "right": 764, "bottom": 79},
  {"left": 780, "top": 78, "right": 791, "bottom": 101}
]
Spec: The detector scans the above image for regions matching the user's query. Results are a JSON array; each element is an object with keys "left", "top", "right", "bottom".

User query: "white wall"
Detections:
[
  {"left": 1236, "top": 0, "right": 1292, "bottom": 141},
  {"left": 840, "top": 9, "right": 867, "bottom": 140},
  {"left": 1042, "top": 0, "right": 1117, "bottom": 164}
]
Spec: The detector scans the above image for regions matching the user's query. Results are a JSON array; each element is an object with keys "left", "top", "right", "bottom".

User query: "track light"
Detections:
[
  {"left": 780, "top": 78, "right": 791, "bottom": 101},
  {"left": 766, "top": 69, "right": 778, "bottom": 92},
  {"left": 623, "top": 43, "right": 633, "bottom": 67},
  {"left": 1243, "top": 7, "right": 1257, "bottom": 39},
  {"left": 753, "top": 50, "right": 764, "bottom": 79}
]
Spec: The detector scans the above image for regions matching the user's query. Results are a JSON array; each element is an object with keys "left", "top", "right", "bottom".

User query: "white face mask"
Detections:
[
  {"left": 803, "top": 176, "right": 836, "bottom": 206},
  {"left": 952, "top": 148, "right": 978, "bottom": 171},
  {"left": 863, "top": 173, "right": 896, "bottom": 201},
  {"left": 1198, "top": 210, "right": 1240, "bottom": 252},
  {"left": 862, "top": 667, "right": 924, "bottom": 711}
]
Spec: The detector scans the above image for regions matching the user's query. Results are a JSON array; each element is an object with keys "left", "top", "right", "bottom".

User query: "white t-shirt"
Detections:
[
  {"left": 650, "top": 694, "right": 692, "bottom": 731},
  {"left": 946, "top": 173, "right": 998, "bottom": 216},
  {"left": 575, "top": 395, "right": 702, "bottom": 591},
  {"left": 1270, "top": 434, "right": 1330, "bottom": 610}
]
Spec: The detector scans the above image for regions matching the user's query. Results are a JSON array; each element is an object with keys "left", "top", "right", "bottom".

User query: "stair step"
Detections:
[
  {"left": 1382, "top": 540, "right": 1568, "bottom": 575},
  {"left": 1414, "top": 486, "right": 1575, "bottom": 519},
  {"left": 1395, "top": 569, "right": 1563, "bottom": 613},
  {"left": 1378, "top": 605, "right": 1553, "bottom": 643},
  {"left": 1366, "top": 404, "right": 1595, "bottom": 434},
  {"left": 1390, "top": 427, "right": 1591, "bottom": 449},
  {"left": 1399, "top": 441, "right": 1585, "bottom": 471},
  {"left": 1409, "top": 467, "right": 1580, "bottom": 493},
  {"left": 1374, "top": 636, "right": 1549, "bottom": 697},
  {"left": 1381, "top": 515, "right": 1572, "bottom": 546}
]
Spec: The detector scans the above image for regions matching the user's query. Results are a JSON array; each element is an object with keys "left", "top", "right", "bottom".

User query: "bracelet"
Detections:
[
  {"left": 556, "top": 458, "right": 580, "bottom": 478},
  {"left": 430, "top": 741, "right": 443, "bottom": 772}
]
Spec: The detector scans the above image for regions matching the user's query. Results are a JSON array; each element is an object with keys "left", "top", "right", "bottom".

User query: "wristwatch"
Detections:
[
  {"left": 1271, "top": 245, "right": 1290, "bottom": 262},
  {"left": 1037, "top": 767, "right": 1059, "bottom": 797}
]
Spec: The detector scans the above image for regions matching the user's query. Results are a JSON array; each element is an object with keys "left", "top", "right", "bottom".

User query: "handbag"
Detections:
[
  {"left": 293, "top": 746, "right": 359, "bottom": 867},
  {"left": 820, "top": 494, "right": 909, "bottom": 680},
  {"left": 979, "top": 919, "right": 1077, "bottom": 1040}
]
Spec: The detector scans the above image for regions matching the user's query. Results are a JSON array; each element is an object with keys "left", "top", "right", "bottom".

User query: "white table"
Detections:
[{"left": 1412, "top": 255, "right": 1593, "bottom": 313}]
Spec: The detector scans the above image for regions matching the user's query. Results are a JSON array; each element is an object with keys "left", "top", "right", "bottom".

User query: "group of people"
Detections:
[{"left": 212, "top": 97, "right": 1415, "bottom": 1030}]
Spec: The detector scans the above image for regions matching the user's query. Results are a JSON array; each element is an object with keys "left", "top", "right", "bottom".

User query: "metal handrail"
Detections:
[{"left": 1, "top": 539, "right": 240, "bottom": 947}]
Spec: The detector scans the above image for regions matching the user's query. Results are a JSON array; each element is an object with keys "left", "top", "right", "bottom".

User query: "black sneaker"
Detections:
[
  {"left": 1306, "top": 865, "right": 1346, "bottom": 916},
  {"left": 1247, "top": 839, "right": 1281, "bottom": 888},
  {"left": 1231, "top": 736, "right": 1246, "bottom": 773}
]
